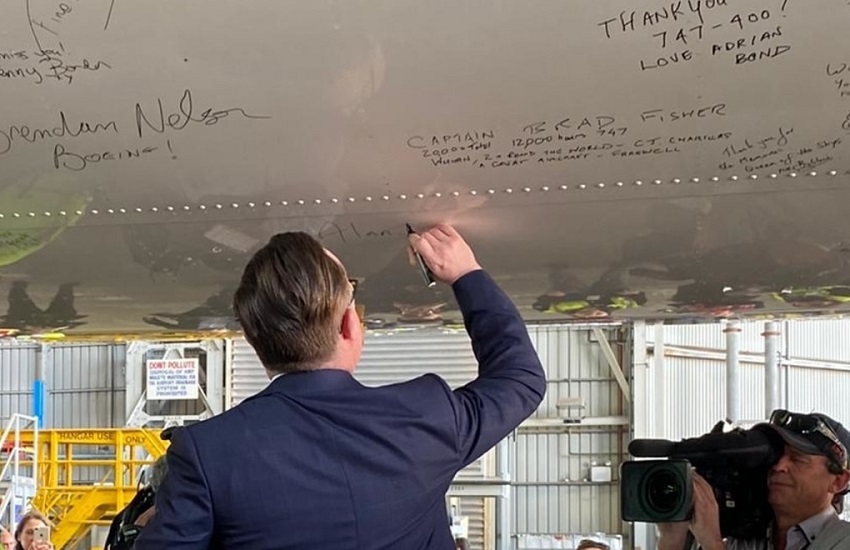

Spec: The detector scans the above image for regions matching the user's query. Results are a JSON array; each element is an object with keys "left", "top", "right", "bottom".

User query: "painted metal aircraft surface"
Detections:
[{"left": 0, "top": 0, "right": 848, "bottom": 337}]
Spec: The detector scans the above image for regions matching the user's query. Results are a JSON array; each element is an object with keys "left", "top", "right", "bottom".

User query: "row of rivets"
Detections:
[{"left": 0, "top": 170, "right": 843, "bottom": 219}]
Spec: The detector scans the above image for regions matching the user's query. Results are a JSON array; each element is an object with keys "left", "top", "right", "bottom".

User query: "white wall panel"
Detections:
[
  {"left": 227, "top": 338, "right": 270, "bottom": 406},
  {"left": 517, "top": 325, "right": 629, "bottom": 545},
  {"left": 643, "top": 320, "right": 850, "bottom": 435},
  {"left": 786, "top": 366, "right": 850, "bottom": 420},
  {"left": 786, "top": 319, "right": 850, "bottom": 364}
]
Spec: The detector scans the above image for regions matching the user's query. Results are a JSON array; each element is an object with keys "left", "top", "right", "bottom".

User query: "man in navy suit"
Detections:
[{"left": 135, "top": 224, "right": 546, "bottom": 549}]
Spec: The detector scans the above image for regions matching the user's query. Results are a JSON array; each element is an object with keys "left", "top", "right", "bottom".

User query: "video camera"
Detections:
[
  {"left": 104, "top": 426, "right": 177, "bottom": 550},
  {"left": 620, "top": 421, "right": 784, "bottom": 539}
]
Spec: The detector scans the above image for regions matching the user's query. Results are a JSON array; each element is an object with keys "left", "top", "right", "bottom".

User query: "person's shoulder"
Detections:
[
  {"left": 369, "top": 373, "right": 454, "bottom": 403},
  {"left": 363, "top": 374, "right": 458, "bottom": 417},
  {"left": 176, "top": 404, "right": 251, "bottom": 442},
  {"left": 372, "top": 372, "right": 450, "bottom": 390},
  {"left": 815, "top": 517, "right": 850, "bottom": 549}
]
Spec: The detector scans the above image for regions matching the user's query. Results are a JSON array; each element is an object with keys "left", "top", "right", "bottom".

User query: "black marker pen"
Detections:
[{"left": 406, "top": 223, "right": 436, "bottom": 287}]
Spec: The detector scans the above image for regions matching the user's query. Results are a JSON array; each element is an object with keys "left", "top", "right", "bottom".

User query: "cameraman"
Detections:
[{"left": 658, "top": 409, "right": 850, "bottom": 550}]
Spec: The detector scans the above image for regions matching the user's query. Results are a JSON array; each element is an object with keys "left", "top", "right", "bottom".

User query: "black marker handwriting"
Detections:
[
  {"left": 0, "top": 112, "right": 117, "bottom": 155},
  {"left": 53, "top": 142, "right": 158, "bottom": 171},
  {"left": 135, "top": 88, "right": 270, "bottom": 138}
]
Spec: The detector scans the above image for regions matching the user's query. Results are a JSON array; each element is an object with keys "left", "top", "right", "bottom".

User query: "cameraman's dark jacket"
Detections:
[
  {"left": 106, "top": 428, "right": 175, "bottom": 549},
  {"left": 104, "top": 485, "right": 155, "bottom": 549}
]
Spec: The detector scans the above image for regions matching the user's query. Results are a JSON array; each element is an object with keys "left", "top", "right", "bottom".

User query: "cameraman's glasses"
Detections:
[{"left": 769, "top": 409, "right": 849, "bottom": 471}]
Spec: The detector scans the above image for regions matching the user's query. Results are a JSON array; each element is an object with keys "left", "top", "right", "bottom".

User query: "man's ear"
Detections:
[
  {"left": 831, "top": 469, "right": 850, "bottom": 494},
  {"left": 340, "top": 306, "right": 359, "bottom": 341}
]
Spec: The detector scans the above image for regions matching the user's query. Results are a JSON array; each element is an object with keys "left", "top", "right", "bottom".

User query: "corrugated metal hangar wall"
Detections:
[{"left": 2, "top": 318, "right": 850, "bottom": 549}]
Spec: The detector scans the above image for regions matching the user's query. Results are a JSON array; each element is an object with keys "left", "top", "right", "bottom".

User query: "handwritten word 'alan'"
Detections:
[
  {"left": 316, "top": 221, "right": 394, "bottom": 244},
  {"left": 135, "top": 89, "right": 270, "bottom": 139},
  {"left": 0, "top": 112, "right": 117, "bottom": 155}
]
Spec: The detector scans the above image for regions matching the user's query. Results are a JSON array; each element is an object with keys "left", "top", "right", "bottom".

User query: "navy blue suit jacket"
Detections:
[{"left": 135, "top": 270, "right": 546, "bottom": 549}]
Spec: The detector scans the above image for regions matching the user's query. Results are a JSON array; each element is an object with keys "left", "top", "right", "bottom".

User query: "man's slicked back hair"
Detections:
[{"left": 233, "top": 232, "right": 349, "bottom": 374}]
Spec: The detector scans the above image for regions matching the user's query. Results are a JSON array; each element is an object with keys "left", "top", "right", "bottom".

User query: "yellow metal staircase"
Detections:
[{"left": 15, "top": 428, "right": 167, "bottom": 549}]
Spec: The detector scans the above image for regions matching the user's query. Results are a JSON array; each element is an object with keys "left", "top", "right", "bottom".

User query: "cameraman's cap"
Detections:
[{"left": 762, "top": 410, "right": 850, "bottom": 469}]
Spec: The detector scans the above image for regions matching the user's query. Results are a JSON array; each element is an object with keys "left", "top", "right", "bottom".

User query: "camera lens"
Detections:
[
  {"left": 645, "top": 469, "right": 683, "bottom": 514},
  {"left": 621, "top": 459, "right": 692, "bottom": 523}
]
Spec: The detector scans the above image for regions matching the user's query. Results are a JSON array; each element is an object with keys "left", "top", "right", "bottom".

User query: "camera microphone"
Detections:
[
  {"left": 148, "top": 456, "right": 169, "bottom": 491},
  {"left": 628, "top": 438, "right": 678, "bottom": 457}
]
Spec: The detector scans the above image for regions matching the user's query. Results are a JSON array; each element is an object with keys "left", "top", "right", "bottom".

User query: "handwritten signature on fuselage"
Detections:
[{"left": 134, "top": 88, "right": 270, "bottom": 138}]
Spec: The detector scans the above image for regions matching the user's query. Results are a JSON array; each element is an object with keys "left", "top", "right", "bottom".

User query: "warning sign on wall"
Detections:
[{"left": 146, "top": 358, "right": 199, "bottom": 400}]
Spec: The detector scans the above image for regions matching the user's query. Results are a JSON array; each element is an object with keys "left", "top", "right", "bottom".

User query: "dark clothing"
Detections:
[{"left": 135, "top": 270, "right": 546, "bottom": 549}]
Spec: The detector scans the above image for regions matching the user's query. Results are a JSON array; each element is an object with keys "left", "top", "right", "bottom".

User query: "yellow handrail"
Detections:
[{"left": 14, "top": 429, "right": 168, "bottom": 549}]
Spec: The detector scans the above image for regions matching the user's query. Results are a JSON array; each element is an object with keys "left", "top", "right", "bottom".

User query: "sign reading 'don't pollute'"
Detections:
[{"left": 146, "top": 358, "right": 199, "bottom": 400}]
